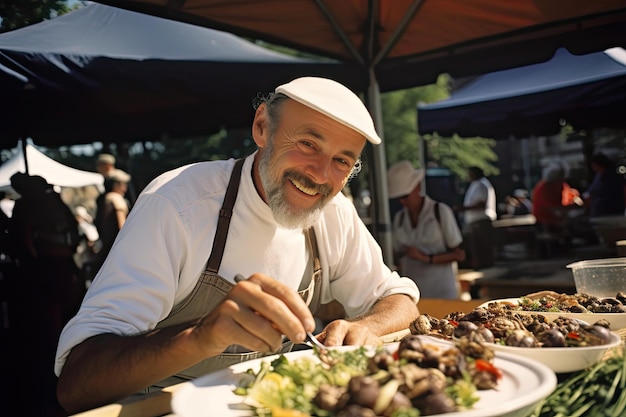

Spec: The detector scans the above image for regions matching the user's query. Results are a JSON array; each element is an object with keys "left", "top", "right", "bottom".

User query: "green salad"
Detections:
[{"left": 234, "top": 336, "right": 501, "bottom": 417}]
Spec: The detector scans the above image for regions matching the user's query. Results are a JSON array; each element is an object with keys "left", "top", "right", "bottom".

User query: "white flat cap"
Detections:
[{"left": 275, "top": 77, "right": 381, "bottom": 145}]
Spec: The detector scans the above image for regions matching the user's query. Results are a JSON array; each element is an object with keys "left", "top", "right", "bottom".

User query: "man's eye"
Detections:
[
  {"left": 297, "top": 141, "right": 316, "bottom": 152},
  {"left": 335, "top": 158, "right": 350, "bottom": 167}
]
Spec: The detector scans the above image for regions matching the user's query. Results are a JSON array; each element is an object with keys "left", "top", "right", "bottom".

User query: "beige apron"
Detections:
[{"left": 152, "top": 159, "right": 322, "bottom": 387}]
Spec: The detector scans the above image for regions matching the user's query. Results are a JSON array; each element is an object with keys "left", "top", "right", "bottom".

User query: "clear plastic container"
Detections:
[{"left": 566, "top": 258, "right": 626, "bottom": 298}]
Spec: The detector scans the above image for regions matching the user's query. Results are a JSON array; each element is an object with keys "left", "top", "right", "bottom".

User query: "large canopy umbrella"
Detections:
[
  {"left": 418, "top": 47, "right": 626, "bottom": 139},
  {"left": 95, "top": 0, "right": 626, "bottom": 264},
  {"left": 0, "top": 3, "right": 364, "bottom": 149}
]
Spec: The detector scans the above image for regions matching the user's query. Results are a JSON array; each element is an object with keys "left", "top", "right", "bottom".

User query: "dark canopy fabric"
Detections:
[
  {"left": 417, "top": 47, "right": 626, "bottom": 139},
  {"left": 0, "top": 3, "right": 364, "bottom": 148}
]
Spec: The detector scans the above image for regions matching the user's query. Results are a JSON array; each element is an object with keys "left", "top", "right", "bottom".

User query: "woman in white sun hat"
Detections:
[{"left": 388, "top": 160, "right": 465, "bottom": 299}]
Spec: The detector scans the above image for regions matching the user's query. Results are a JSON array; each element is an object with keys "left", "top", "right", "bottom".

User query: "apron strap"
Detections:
[
  {"left": 206, "top": 158, "right": 244, "bottom": 274},
  {"left": 303, "top": 227, "right": 323, "bottom": 313}
]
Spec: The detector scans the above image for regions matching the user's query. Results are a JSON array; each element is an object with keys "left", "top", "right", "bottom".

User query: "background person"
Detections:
[
  {"left": 7, "top": 173, "right": 84, "bottom": 417},
  {"left": 93, "top": 168, "right": 132, "bottom": 274},
  {"left": 531, "top": 163, "right": 586, "bottom": 253},
  {"left": 388, "top": 161, "right": 465, "bottom": 299},
  {"left": 456, "top": 166, "right": 496, "bottom": 269},
  {"left": 55, "top": 77, "right": 420, "bottom": 414},
  {"left": 95, "top": 153, "right": 116, "bottom": 178},
  {"left": 583, "top": 152, "right": 626, "bottom": 217},
  {"left": 503, "top": 189, "right": 532, "bottom": 217}
]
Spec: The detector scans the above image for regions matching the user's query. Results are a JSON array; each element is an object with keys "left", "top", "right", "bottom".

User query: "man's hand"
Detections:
[
  {"left": 191, "top": 273, "right": 316, "bottom": 356},
  {"left": 57, "top": 273, "right": 315, "bottom": 414},
  {"left": 315, "top": 320, "right": 382, "bottom": 347},
  {"left": 314, "top": 294, "right": 418, "bottom": 348}
]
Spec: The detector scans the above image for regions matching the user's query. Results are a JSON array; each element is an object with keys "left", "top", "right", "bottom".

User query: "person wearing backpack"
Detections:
[{"left": 388, "top": 161, "right": 465, "bottom": 299}]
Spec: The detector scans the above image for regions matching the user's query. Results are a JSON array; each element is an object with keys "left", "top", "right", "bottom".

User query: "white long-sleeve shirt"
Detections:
[{"left": 55, "top": 153, "right": 419, "bottom": 375}]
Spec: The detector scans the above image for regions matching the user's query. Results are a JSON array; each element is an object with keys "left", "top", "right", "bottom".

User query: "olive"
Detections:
[
  {"left": 347, "top": 376, "right": 380, "bottom": 409},
  {"left": 537, "top": 329, "right": 566, "bottom": 347},
  {"left": 587, "top": 325, "right": 613, "bottom": 344},
  {"left": 413, "top": 392, "right": 456, "bottom": 415},
  {"left": 454, "top": 321, "right": 478, "bottom": 338}
]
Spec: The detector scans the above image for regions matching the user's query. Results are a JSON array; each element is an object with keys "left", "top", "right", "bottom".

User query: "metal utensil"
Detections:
[{"left": 305, "top": 331, "right": 326, "bottom": 349}]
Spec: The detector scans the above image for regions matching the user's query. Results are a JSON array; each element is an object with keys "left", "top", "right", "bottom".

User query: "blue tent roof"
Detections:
[
  {"left": 417, "top": 48, "right": 626, "bottom": 138},
  {"left": 0, "top": 3, "right": 364, "bottom": 147}
]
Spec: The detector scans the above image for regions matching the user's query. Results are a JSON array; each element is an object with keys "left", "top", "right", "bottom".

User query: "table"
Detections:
[
  {"left": 72, "top": 299, "right": 626, "bottom": 417},
  {"left": 492, "top": 214, "right": 537, "bottom": 258}
]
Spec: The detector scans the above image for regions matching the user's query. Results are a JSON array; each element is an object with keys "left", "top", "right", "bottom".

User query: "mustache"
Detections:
[{"left": 284, "top": 170, "right": 332, "bottom": 197}]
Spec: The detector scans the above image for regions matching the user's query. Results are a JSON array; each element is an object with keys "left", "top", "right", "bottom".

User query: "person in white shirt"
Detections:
[
  {"left": 55, "top": 77, "right": 420, "bottom": 414},
  {"left": 388, "top": 161, "right": 465, "bottom": 299},
  {"left": 457, "top": 166, "right": 497, "bottom": 269}
]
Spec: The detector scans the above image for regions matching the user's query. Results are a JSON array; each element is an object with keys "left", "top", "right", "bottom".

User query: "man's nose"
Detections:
[{"left": 305, "top": 157, "right": 331, "bottom": 184}]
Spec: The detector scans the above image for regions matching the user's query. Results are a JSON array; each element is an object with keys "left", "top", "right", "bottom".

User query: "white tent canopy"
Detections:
[{"left": 0, "top": 144, "right": 104, "bottom": 199}]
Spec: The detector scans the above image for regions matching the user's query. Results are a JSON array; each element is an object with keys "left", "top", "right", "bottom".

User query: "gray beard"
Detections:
[{"left": 257, "top": 143, "right": 331, "bottom": 230}]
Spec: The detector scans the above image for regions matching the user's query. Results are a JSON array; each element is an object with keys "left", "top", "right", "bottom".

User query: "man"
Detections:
[
  {"left": 55, "top": 77, "right": 420, "bottom": 413},
  {"left": 93, "top": 168, "right": 132, "bottom": 273},
  {"left": 457, "top": 166, "right": 496, "bottom": 269}
]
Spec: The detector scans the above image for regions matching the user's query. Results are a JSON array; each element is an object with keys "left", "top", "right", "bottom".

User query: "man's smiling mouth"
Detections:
[{"left": 290, "top": 178, "right": 318, "bottom": 196}]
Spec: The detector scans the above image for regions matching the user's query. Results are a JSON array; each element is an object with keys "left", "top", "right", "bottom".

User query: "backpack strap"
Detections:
[{"left": 434, "top": 202, "right": 451, "bottom": 252}]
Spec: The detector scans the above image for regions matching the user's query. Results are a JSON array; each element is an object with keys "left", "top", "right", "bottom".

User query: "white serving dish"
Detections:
[
  {"left": 487, "top": 330, "right": 621, "bottom": 373},
  {"left": 172, "top": 339, "right": 557, "bottom": 417},
  {"left": 479, "top": 298, "right": 626, "bottom": 330}
]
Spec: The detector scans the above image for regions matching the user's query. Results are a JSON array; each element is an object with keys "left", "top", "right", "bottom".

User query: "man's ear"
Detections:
[{"left": 252, "top": 103, "right": 269, "bottom": 148}]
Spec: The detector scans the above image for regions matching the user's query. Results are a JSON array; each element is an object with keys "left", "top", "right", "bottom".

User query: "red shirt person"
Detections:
[{"left": 532, "top": 164, "right": 581, "bottom": 231}]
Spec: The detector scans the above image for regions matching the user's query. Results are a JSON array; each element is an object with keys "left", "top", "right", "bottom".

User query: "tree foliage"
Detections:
[
  {"left": 0, "top": 0, "right": 76, "bottom": 33},
  {"left": 381, "top": 74, "right": 499, "bottom": 180}
]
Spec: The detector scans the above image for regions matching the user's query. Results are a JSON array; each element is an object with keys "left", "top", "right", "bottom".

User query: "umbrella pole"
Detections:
[
  {"left": 21, "top": 139, "right": 29, "bottom": 175},
  {"left": 419, "top": 135, "right": 426, "bottom": 197},
  {"left": 366, "top": 74, "right": 394, "bottom": 268}
]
